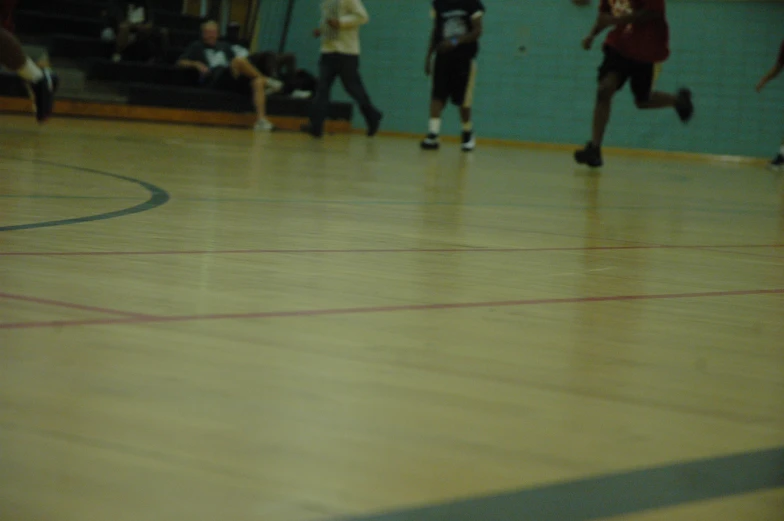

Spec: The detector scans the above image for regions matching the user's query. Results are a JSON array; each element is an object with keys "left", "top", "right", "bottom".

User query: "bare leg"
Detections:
[
  {"left": 636, "top": 91, "right": 677, "bottom": 109},
  {"left": 459, "top": 106, "right": 471, "bottom": 124},
  {"left": 250, "top": 77, "right": 267, "bottom": 121},
  {"left": 0, "top": 25, "right": 26, "bottom": 69},
  {"left": 231, "top": 56, "right": 264, "bottom": 80},
  {"left": 591, "top": 72, "right": 621, "bottom": 147},
  {"left": 430, "top": 99, "right": 445, "bottom": 119}
]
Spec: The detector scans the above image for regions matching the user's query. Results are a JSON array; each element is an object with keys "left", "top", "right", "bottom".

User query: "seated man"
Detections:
[
  {"left": 105, "top": 0, "right": 169, "bottom": 63},
  {"left": 177, "top": 20, "right": 282, "bottom": 131}
]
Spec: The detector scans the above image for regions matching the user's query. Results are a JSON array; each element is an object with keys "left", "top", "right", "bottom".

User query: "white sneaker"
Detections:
[
  {"left": 461, "top": 131, "right": 476, "bottom": 152},
  {"left": 265, "top": 78, "right": 283, "bottom": 95},
  {"left": 254, "top": 118, "right": 274, "bottom": 132}
]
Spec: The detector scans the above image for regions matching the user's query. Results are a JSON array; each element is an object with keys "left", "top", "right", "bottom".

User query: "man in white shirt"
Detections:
[{"left": 303, "top": 0, "right": 382, "bottom": 138}]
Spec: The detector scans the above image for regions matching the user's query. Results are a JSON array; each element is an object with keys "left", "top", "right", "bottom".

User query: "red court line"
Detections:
[
  {"left": 1, "top": 287, "right": 782, "bottom": 331},
  {"left": 0, "top": 243, "right": 782, "bottom": 257},
  {"left": 0, "top": 291, "right": 151, "bottom": 318}
]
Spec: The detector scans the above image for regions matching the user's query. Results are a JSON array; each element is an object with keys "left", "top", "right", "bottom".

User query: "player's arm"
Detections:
[
  {"left": 425, "top": 11, "right": 437, "bottom": 75},
  {"left": 333, "top": 0, "right": 369, "bottom": 29},
  {"left": 756, "top": 53, "right": 783, "bottom": 92},
  {"left": 457, "top": 11, "right": 484, "bottom": 45}
]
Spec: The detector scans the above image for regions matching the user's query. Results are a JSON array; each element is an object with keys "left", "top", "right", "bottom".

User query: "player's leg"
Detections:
[
  {"left": 769, "top": 138, "right": 784, "bottom": 170},
  {"left": 631, "top": 62, "right": 693, "bottom": 122},
  {"left": 421, "top": 55, "right": 449, "bottom": 150},
  {"left": 0, "top": 27, "right": 56, "bottom": 122},
  {"left": 452, "top": 58, "right": 478, "bottom": 152},
  {"left": 574, "top": 67, "right": 623, "bottom": 167},
  {"left": 336, "top": 54, "right": 382, "bottom": 136},
  {"left": 305, "top": 53, "right": 340, "bottom": 137}
]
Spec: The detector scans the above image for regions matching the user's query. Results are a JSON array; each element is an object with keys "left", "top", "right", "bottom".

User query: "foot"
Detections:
[
  {"left": 675, "top": 88, "right": 693, "bottom": 123},
  {"left": 366, "top": 111, "right": 383, "bottom": 137},
  {"left": 265, "top": 77, "right": 283, "bottom": 95},
  {"left": 574, "top": 141, "right": 603, "bottom": 167},
  {"left": 301, "top": 122, "right": 322, "bottom": 138},
  {"left": 461, "top": 130, "right": 476, "bottom": 152},
  {"left": 254, "top": 118, "right": 274, "bottom": 132},
  {"left": 768, "top": 154, "right": 784, "bottom": 171},
  {"left": 31, "top": 69, "right": 58, "bottom": 123},
  {"left": 420, "top": 133, "right": 439, "bottom": 150}
]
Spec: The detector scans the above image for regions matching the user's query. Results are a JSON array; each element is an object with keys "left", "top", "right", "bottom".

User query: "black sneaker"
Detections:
[
  {"left": 461, "top": 130, "right": 476, "bottom": 152},
  {"left": 675, "top": 88, "right": 693, "bottom": 123},
  {"left": 574, "top": 141, "right": 603, "bottom": 167},
  {"left": 768, "top": 154, "right": 784, "bottom": 171},
  {"left": 31, "top": 69, "right": 58, "bottom": 123},
  {"left": 300, "top": 122, "right": 322, "bottom": 138},
  {"left": 366, "top": 111, "right": 383, "bottom": 137},
  {"left": 420, "top": 133, "right": 439, "bottom": 150}
]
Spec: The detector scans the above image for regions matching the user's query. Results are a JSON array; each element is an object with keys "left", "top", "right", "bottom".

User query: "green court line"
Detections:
[
  {"left": 0, "top": 158, "right": 170, "bottom": 232},
  {"left": 341, "top": 446, "right": 784, "bottom": 521}
]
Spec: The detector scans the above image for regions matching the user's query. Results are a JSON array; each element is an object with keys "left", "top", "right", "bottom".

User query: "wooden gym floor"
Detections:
[{"left": 0, "top": 115, "right": 782, "bottom": 521}]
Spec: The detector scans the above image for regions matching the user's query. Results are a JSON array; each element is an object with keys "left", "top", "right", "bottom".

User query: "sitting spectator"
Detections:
[
  {"left": 223, "top": 22, "right": 296, "bottom": 95},
  {"left": 104, "top": 0, "right": 169, "bottom": 63},
  {"left": 176, "top": 20, "right": 282, "bottom": 131}
]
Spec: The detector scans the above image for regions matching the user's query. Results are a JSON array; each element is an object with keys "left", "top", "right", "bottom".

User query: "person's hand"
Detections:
[
  {"left": 425, "top": 57, "right": 432, "bottom": 76},
  {"left": 327, "top": 18, "right": 340, "bottom": 29},
  {"left": 312, "top": 28, "right": 321, "bottom": 38},
  {"left": 436, "top": 39, "right": 455, "bottom": 54},
  {"left": 195, "top": 62, "right": 209, "bottom": 76},
  {"left": 582, "top": 35, "right": 594, "bottom": 50}
]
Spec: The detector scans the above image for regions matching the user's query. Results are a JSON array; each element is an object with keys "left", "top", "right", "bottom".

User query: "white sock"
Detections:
[
  {"left": 462, "top": 121, "right": 473, "bottom": 132},
  {"left": 17, "top": 58, "right": 44, "bottom": 83},
  {"left": 428, "top": 118, "right": 441, "bottom": 135}
]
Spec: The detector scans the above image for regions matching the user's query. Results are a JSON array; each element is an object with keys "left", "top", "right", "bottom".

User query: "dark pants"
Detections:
[{"left": 309, "top": 52, "right": 380, "bottom": 133}]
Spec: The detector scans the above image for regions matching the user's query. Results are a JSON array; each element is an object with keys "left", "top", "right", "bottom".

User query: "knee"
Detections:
[
  {"left": 596, "top": 83, "right": 615, "bottom": 102},
  {"left": 251, "top": 77, "right": 265, "bottom": 91}
]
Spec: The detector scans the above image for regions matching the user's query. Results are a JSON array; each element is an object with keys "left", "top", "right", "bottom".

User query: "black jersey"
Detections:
[{"left": 431, "top": 0, "right": 486, "bottom": 58}]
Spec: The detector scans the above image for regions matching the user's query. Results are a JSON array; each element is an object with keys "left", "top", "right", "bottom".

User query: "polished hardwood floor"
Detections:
[{"left": 1, "top": 115, "right": 782, "bottom": 521}]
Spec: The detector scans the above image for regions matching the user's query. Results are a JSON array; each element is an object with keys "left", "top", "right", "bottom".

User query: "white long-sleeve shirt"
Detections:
[{"left": 320, "top": 0, "right": 369, "bottom": 55}]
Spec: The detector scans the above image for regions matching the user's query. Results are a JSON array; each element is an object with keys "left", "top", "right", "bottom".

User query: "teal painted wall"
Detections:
[{"left": 265, "top": 0, "right": 784, "bottom": 158}]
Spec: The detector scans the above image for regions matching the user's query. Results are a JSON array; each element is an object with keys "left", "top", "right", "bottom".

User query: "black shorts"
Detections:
[
  {"left": 207, "top": 66, "right": 252, "bottom": 95},
  {"left": 598, "top": 45, "right": 655, "bottom": 103},
  {"left": 431, "top": 53, "right": 477, "bottom": 108}
]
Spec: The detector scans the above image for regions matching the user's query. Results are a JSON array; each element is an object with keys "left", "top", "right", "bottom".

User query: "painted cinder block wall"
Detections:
[{"left": 260, "top": 0, "right": 784, "bottom": 158}]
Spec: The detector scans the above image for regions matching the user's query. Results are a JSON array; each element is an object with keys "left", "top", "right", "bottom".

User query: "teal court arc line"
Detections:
[
  {"left": 0, "top": 156, "right": 170, "bottom": 232},
  {"left": 340, "top": 446, "right": 784, "bottom": 521}
]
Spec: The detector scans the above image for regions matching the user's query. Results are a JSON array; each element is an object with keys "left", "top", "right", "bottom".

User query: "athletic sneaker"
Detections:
[
  {"left": 574, "top": 142, "right": 603, "bottom": 167},
  {"left": 366, "top": 110, "right": 383, "bottom": 137},
  {"left": 675, "top": 88, "right": 693, "bottom": 123},
  {"left": 768, "top": 154, "right": 784, "bottom": 171},
  {"left": 461, "top": 131, "right": 476, "bottom": 152},
  {"left": 254, "top": 118, "right": 274, "bottom": 132},
  {"left": 31, "top": 69, "right": 58, "bottom": 123},
  {"left": 420, "top": 133, "right": 439, "bottom": 150}
]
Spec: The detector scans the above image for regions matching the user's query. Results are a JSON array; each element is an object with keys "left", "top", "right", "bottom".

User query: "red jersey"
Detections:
[{"left": 600, "top": 0, "right": 669, "bottom": 63}]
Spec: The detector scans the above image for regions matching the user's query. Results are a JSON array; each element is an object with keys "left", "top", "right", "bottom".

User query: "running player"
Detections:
[
  {"left": 0, "top": 26, "right": 57, "bottom": 122},
  {"left": 420, "top": 0, "right": 485, "bottom": 152},
  {"left": 575, "top": 0, "right": 693, "bottom": 167},
  {"left": 755, "top": 38, "right": 784, "bottom": 170}
]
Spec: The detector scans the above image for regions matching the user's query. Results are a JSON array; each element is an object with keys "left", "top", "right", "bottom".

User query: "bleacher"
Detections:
[{"left": 0, "top": 0, "right": 352, "bottom": 131}]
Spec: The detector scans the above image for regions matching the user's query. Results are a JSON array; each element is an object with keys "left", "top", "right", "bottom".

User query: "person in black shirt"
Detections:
[
  {"left": 421, "top": 0, "right": 485, "bottom": 152},
  {"left": 177, "top": 21, "right": 282, "bottom": 132}
]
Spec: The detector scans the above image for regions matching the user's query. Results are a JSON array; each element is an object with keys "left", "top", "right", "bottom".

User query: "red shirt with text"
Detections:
[{"left": 600, "top": 0, "right": 670, "bottom": 63}]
